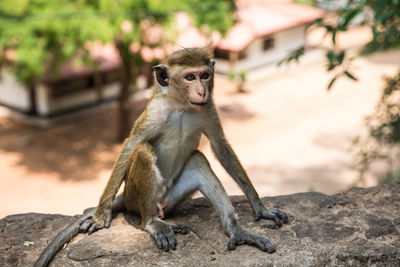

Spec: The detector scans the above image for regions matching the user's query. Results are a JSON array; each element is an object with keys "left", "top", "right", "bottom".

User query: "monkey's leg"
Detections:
[
  {"left": 162, "top": 151, "right": 276, "bottom": 253},
  {"left": 124, "top": 143, "right": 187, "bottom": 252}
]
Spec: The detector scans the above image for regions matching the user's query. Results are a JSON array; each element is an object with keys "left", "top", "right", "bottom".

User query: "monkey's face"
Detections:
[
  {"left": 177, "top": 66, "right": 213, "bottom": 110},
  {"left": 153, "top": 64, "right": 214, "bottom": 111}
]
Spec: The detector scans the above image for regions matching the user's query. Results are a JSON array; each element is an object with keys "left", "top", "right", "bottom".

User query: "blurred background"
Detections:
[{"left": 0, "top": 0, "right": 399, "bottom": 218}]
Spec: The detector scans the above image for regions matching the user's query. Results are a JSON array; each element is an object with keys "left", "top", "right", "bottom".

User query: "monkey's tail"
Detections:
[{"left": 34, "top": 209, "right": 95, "bottom": 267}]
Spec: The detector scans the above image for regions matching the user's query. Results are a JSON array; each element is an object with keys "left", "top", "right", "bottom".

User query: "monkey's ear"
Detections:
[{"left": 153, "top": 64, "right": 169, "bottom": 87}]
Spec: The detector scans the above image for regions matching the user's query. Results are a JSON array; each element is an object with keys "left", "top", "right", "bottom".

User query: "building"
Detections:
[
  {"left": 0, "top": 44, "right": 148, "bottom": 117},
  {"left": 214, "top": 0, "right": 323, "bottom": 74},
  {"left": 0, "top": 1, "right": 323, "bottom": 117}
]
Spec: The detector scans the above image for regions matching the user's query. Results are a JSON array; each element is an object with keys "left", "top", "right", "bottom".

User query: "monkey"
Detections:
[{"left": 35, "top": 46, "right": 288, "bottom": 267}]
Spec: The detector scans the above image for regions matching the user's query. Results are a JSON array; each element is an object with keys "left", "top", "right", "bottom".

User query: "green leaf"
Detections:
[
  {"left": 337, "top": 51, "right": 345, "bottom": 64},
  {"left": 327, "top": 76, "right": 337, "bottom": 91},
  {"left": 332, "top": 30, "right": 337, "bottom": 45},
  {"left": 341, "top": 8, "right": 361, "bottom": 29},
  {"left": 308, "top": 18, "right": 322, "bottom": 27},
  {"left": 326, "top": 51, "right": 337, "bottom": 71},
  {"left": 344, "top": 71, "right": 358, "bottom": 81}
]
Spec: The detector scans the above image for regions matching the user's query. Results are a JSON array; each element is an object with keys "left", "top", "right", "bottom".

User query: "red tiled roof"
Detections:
[{"left": 218, "top": 1, "right": 324, "bottom": 52}]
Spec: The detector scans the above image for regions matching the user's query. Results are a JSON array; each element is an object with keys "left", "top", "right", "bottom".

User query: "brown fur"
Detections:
[
  {"left": 35, "top": 46, "right": 288, "bottom": 267},
  {"left": 124, "top": 143, "right": 158, "bottom": 227},
  {"left": 163, "top": 46, "right": 213, "bottom": 67}
]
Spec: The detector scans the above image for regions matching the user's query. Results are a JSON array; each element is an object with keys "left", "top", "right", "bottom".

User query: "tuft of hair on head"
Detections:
[{"left": 163, "top": 45, "right": 214, "bottom": 67}]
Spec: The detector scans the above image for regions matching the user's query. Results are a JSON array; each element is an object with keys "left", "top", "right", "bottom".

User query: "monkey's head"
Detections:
[{"left": 153, "top": 46, "right": 215, "bottom": 111}]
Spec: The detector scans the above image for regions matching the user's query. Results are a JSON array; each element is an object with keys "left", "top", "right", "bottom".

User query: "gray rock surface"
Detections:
[{"left": 1, "top": 182, "right": 400, "bottom": 266}]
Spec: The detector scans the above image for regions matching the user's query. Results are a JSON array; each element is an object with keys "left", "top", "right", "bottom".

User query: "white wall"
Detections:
[
  {"left": 215, "top": 25, "right": 307, "bottom": 74},
  {"left": 36, "top": 82, "right": 120, "bottom": 116},
  {"left": 0, "top": 71, "right": 31, "bottom": 112},
  {"left": 0, "top": 70, "right": 122, "bottom": 116}
]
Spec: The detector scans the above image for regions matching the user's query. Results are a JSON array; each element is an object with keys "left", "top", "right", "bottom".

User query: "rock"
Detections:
[{"left": 1, "top": 182, "right": 400, "bottom": 266}]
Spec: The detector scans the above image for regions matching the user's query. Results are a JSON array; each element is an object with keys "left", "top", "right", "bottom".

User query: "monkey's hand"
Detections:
[
  {"left": 80, "top": 207, "right": 112, "bottom": 234},
  {"left": 254, "top": 206, "right": 288, "bottom": 229},
  {"left": 227, "top": 226, "right": 276, "bottom": 253}
]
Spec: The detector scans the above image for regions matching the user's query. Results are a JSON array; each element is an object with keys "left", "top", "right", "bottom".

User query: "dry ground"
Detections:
[{"left": 0, "top": 49, "right": 399, "bottom": 218}]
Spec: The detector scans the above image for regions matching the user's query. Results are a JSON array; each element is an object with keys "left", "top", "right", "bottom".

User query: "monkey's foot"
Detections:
[
  {"left": 80, "top": 208, "right": 112, "bottom": 234},
  {"left": 146, "top": 219, "right": 188, "bottom": 252},
  {"left": 254, "top": 207, "right": 288, "bottom": 229},
  {"left": 227, "top": 226, "right": 276, "bottom": 253}
]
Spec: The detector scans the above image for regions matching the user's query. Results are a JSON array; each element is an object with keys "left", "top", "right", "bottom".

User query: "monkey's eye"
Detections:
[
  {"left": 184, "top": 74, "right": 195, "bottom": 81},
  {"left": 200, "top": 72, "right": 210, "bottom": 80}
]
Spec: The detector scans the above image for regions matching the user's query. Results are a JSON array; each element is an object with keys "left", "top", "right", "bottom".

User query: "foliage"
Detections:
[
  {"left": 228, "top": 69, "right": 247, "bottom": 93},
  {"left": 350, "top": 74, "right": 400, "bottom": 184},
  {"left": 292, "top": 0, "right": 317, "bottom": 7},
  {"left": 0, "top": 0, "right": 113, "bottom": 84},
  {"left": 284, "top": 0, "right": 400, "bottom": 90},
  {"left": 278, "top": 46, "right": 305, "bottom": 66},
  {"left": 380, "top": 169, "right": 400, "bottom": 184},
  {"left": 369, "top": 73, "right": 400, "bottom": 144},
  {"left": 286, "top": 0, "right": 400, "bottom": 184},
  {"left": 0, "top": 0, "right": 235, "bottom": 85},
  {"left": 0, "top": 0, "right": 235, "bottom": 140}
]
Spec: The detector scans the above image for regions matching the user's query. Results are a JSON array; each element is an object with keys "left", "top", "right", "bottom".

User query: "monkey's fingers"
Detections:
[
  {"left": 255, "top": 212, "right": 282, "bottom": 227},
  {"left": 227, "top": 236, "right": 244, "bottom": 250},
  {"left": 79, "top": 218, "right": 103, "bottom": 234},
  {"left": 164, "top": 229, "right": 177, "bottom": 250},
  {"left": 227, "top": 232, "right": 276, "bottom": 253},
  {"left": 88, "top": 223, "right": 98, "bottom": 234},
  {"left": 264, "top": 207, "right": 288, "bottom": 225},
  {"left": 255, "top": 207, "right": 289, "bottom": 228},
  {"left": 155, "top": 230, "right": 177, "bottom": 252},
  {"left": 79, "top": 219, "right": 94, "bottom": 232},
  {"left": 171, "top": 224, "right": 189, "bottom": 235},
  {"left": 250, "top": 235, "right": 276, "bottom": 253},
  {"left": 273, "top": 208, "right": 289, "bottom": 224}
]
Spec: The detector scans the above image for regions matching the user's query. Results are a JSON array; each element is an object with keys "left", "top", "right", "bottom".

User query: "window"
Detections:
[
  {"left": 238, "top": 50, "right": 247, "bottom": 59},
  {"left": 263, "top": 37, "right": 274, "bottom": 51},
  {"left": 214, "top": 49, "right": 230, "bottom": 60},
  {"left": 49, "top": 68, "right": 121, "bottom": 98},
  {"left": 50, "top": 76, "right": 91, "bottom": 98},
  {"left": 214, "top": 49, "right": 247, "bottom": 60}
]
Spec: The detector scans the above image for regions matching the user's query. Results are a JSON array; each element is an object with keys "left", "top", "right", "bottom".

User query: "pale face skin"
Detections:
[
  {"left": 169, "top": 65, "right": 213, "bottom": 111},
  {"left": 178, "top": 66, "right": 213, "bottom": 110}
]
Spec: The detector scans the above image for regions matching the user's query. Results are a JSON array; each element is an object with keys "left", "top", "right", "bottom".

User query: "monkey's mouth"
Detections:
[{"left": 190, "top": 101, "right": 207, "bottom": 106}]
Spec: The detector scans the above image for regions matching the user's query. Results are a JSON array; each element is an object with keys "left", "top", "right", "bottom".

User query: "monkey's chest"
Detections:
[{"left": 153, "top": 112, "right": 201, "bottom": 180}]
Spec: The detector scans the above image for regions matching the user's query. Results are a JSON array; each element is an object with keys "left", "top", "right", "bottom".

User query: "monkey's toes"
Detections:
[
  {"left": 171, "top": 224, "right": 188, "bottom": 235},
  {"left": 80, "top": 218, "right": 103, "bottom": 234},
  {"left": 227, "top": 232, "right": 276, "bottom": 253},
  {"left": 271, "top": 208, "right": 288, "bottom": 224},
  {"left": 155, "top": 229, "right": 177, "bottom": 251},
  {"left": 255, "top": 207, "right": 288, "bottom": 228},
  {"left": 79, "top": 219, "right": 93, "bottom": 232}
]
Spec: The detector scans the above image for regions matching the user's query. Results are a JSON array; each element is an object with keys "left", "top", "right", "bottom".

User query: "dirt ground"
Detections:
[{"left": 0, "top": 49, "right": 399, "bottom": 218}]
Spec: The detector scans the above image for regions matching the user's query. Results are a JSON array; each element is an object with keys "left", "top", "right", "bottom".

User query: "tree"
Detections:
[
  {"left": 284, "top": 0, "right": 400, "bottom": 89},
  {"left": 0, "top": 0, "right": 113, "bottom": 114},
  {"left": 86, "top": 0, "right": 235, "bottom": 141},
  {"left": 0, "top": 0, "right": 235, "bottom": 141},
  {"left": 283, "top": 0, "right": 400, "bottom": 183}
]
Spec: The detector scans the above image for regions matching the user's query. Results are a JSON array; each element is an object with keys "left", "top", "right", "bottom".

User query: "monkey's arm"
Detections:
[
  {"left": 84, "top": 109, "right": 165, "bottom": 232},
  {"left": 204, "top": 107, "right": 288, "bottom": 226},
  {"left": 90, "top": 136, "right": 137, "bottom": 229}
]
